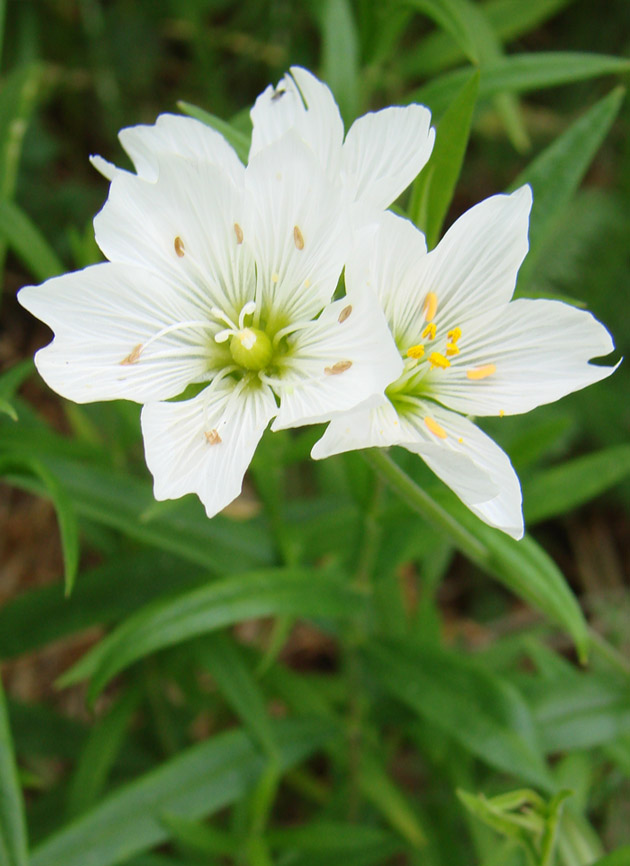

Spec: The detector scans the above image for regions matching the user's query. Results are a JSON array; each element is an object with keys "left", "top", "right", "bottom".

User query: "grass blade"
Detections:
[{"left": 0, "top": 677, "right": 28, "bottom": 866}]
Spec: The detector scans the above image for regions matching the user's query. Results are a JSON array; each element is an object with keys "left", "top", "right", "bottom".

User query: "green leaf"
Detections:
[
  {"left": 403, "top": 0, "right": 575, "bottom": 78},
  {"left": 523, "top": 446, "right": 630, "bottom": 524},
  {"left": 409, "top": 71, "right": 479, "bottom": 248},
  {"left": 320, "top": 0, "right": 360, "bottom": 122},
  {"left": 0, "top": 199, "right": 64, "bottom": 282},
  {"left": 177, "top": 101, "right": 250, "bottom": 163},
  {"left": 65, "top": 686, "right": 141, "bottom": 819},
  {"left": 404, "top": 0, "right": 528, "bottom": 148},
  {"left": 590, "top": 847, "right": 630, "bottom": 866},
  {"left": 0, "top": 677, "right": 28, "bottom": 866},
  {"left": 197, "top": 634, "right": 278, "bottom": 759},
  {"left": 409, "top": 53, "right": 630, "bottom": 118},
  {"left": 59, "top": 568, "right": 362, "bottom": 700},
  {"left": 0, "top": 455, "right": 79, "bottom": 596},
  {"left": 30, "top": 717, "right": 334, "bottom": 866},
  {"left": 511, "top": 86, "right": 625, "bottom": 290},
  {"left": 158, "top": 814, "right": 236, "bottom": 857},
  {"left": 0, "top": 552, "right": 208, "bottom": 660},
  {"left": 267, "top": 821, "right": 397, "bottom": 852},
  {"left": 0, "top": 63, "right": 40, "bottom": 199},
  {"left": 359, "top": 753, "right": 426, "bottom": 848},
  {"left": 364, "top": 449, "right": 589, "bottom": 661},
  {"left": 0, "top": 360, "right": 33, "bottom": 421},
  {"left": 365, "top": 639, "right": 552, "bottom": 789}
]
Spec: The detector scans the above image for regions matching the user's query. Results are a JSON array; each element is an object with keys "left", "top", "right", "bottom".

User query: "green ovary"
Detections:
[{"left": 229, "top": 327, "right": 273, "bottom": 371}]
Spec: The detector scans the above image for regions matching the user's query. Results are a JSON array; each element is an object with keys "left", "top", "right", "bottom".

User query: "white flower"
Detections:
[
  {"left": 19, "top": 123, "right": 402, "bottom": 518},
  {"left": 250, "top": 66, "right": 435, "bottom": 213},
  {"left": 312, "top": 187, "right": 617, "bottom": 539}
]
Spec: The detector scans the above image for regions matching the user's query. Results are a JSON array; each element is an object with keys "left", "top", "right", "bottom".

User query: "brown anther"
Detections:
[
  {"left": 174, "top": 236, "right": 185, "bottom": 257},
  {"left": 293, "top": 225, "right": 305, "bottom": 250},
  {"left": 120, "top": 344, "right": 143, "bottom": 365},
  {"left": 234, "top": 223, "right": 244, "bottom": 244},
  {"left": 324, "top": 360, "right": 352, "bottom": 376},
  {"left": 204, "top": 429, "right": 222, "bottom": 445},
  {"left": 338, "top": 305, "right": 352, "bottom": 323}
]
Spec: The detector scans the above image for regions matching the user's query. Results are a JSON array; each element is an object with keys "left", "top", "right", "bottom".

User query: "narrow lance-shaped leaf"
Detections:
[
  {"left": 511, "top": 86, "right": 626, "bottom": 291},
  {"left": 408, "top": 53, "right": 629, "bottom": 120},
  {"left": 523, "top": 445, "right": 630, "bottom": 524},
  {"left": 0, "top": 455, "right": 79, "bottom": 596},
  {"left": 30, "top": 718, "right": 335, "bottom": 866},
  {"left": 363, "top": 450, "right": 589, "bottom": 661},
  {"left": 0, "top": 676, "right": 29, "bottom": 866},
  {"left": 59, "top": 568, "right": 363, "bottom": 700},
  {"left": 409, "top": 71, "right": 479, "bottom": 248},
  {"left": 0, "top": 360, "right": 33, "bottom": 422},
  {"left": 319, "top": 0, "right": 360, "bottom": 123},
  {"left": 0, "top": 199, "right": 64, "bottom": 282}
]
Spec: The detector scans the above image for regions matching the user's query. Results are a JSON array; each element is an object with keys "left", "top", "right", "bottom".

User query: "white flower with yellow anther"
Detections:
[
  {"left": 250, "top": 66, "right": 435, "bottom": 213},
  {"left": 312, "top": 187, "right": 617, "bottom": 538},
  {"left": 19, "top": 127, "right": 401, "bottom": 518}
]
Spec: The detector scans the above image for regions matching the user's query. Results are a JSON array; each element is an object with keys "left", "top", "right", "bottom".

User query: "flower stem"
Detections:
[{"left": 362, "top": 448, "right": 488, "bottom": 563}]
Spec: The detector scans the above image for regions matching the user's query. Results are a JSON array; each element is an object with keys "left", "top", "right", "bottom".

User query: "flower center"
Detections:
[{"left": 229, "top": 327, "right": 273, "bottom": 371}]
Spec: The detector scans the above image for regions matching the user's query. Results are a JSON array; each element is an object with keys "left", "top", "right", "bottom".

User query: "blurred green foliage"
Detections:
[{"left": 1, "top": 1, "right": 630, "bottom": 865}]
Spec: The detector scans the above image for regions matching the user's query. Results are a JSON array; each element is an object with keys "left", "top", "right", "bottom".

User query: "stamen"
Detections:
[
  {"left": 120, "top": 343, "right": 143, "bottom": 365},
  {"left": 234, "top": 223, "right": 244, "bottom": 244},
  {"left": 425, "top": 416, "right": 447, "bottom": 439},
  {"left": 304, "top": 278, "right": 311, "bottom": 288},
  {"left": 447, "top": 327, "right": 462, "bottom": 342},
  {"left": 423, "top": 292, "right": 438, "bottom": 322},
  {"left": 446, "top": 343, "right": 460, "bottom": 357},
  {"left": 338, "top": 305, "right": 352, "bottom": 324},
  {"left": 467, "top": 364, "right": 496, "bottom": 380},
  {"left": 238, "top": 301, "right": 257, "bottom": 329},
  {"left": 406, "top": 344, "right": 425, "bottom": 359},
  {"left": 429, "top": 352, "right": 450, "bottom": 370},
  {"left": 293, "top": 225, "right": 305, "bottom": 250},
  {"left": 215, "top": 329, "right": 233, "bottom": 343},
  {"left": 210, "top": 307, "right": 238, "bottom": 330},
  {"left": 204, "top": 429, "right": 222, "bottom": 445},
  {"left": 499, "top": 409, "right": 505, "bottom": 417},
  {"left": 272, "top": 273, "right": 279, "bottom": 283},
  {"left": 422, "top": 322, "right": 436, "bottom": 341},
  {"left": 174, "top": 236, "right": 185, "bottom": 258},
  {"left": 458, "top": 437, "right": 464, "bottom": 444},
  {"left": 324, "top": 360, "right": 352, "bottom": 376}
]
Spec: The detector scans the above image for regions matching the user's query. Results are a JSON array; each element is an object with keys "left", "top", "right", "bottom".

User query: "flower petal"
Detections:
[
  {"left": 94, "top": 154, "right": 255, "bottom": 319},
  {"left": 412, "top": 186, "right": 532, "bottom": 333},
  {"left": 313, "top": 396, "right": 523, "bottom": 538},
  {"left": 91, "top": 113, "right": 245, "bottom": 185},
  {"left": 17, "top": 263, "right": 216, "bottom": 403},
  {"left": 272, "top": 283, "right": 403, "bottom": 430},
  {"left": 141, "top": 379, "right": 277, "bottom": 518},
  {"left": 399, "top": 402, "right": 523, "bottom": 539},
  {"left": 243, "top": 132, "right": 348, "bottom": 325},
  {"left": 249, "top": 66, "right": 344, "bottom": 177},
  {"left": 345, "top": 210, "right": 428, "bottom": 350},
  {"left": 432, "top": 298, "right": 617, "bottom": 416},
  {"left": 342, "top": 105, "right": 434, "bottom": 210}
]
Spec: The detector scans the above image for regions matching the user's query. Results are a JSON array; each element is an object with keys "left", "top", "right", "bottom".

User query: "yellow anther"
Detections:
[
  {"left": 458, "top": 437, "right": 464, "bottom": 444},
  {"left": 423, "top": 292, "right": 438, "bottom": 322},
  {"left": 425, "top": 416, "right": 447, "bottom": 439},
  {"left": 447, "top": 327, "right": 462, "bottom": 343},
  {"left": 422, "top": 322, "right": 437, "bottom": 340},
  {"left": 499, "top": 409, "right": 505, "bottom": 418},
  {"left": 174, "top": 236, "right": 185, "bottom": 257},
  {"left": 272, "top": 273, "right": 279, "bottom": 283},
  {"left": 234, "top": 223, "right": 244, "bottom": 244},
  {"left": 466, "top": 364, "right": 496, "bottom": 380},
  {"left": 406, "top": 344, "right": 425, "bottom": 359},
  {"left": 446, "top": 343, "right": 460, "bottom": 356},
  {"left": 304, "top": 278, "right": 311, "bottom": 288},
  {"left": 324, "top": 360, "right": 352, "bottom": 375},
  {"left": 120, "top": 343, "right": 143, "bottom": 365},
  {"left": 204, "top": 429, "right": 222, "bottom": 445},
  {"left": 293, "top": 225, "right": 305, "bottom": 250},
  {"left": 338, "top": 305, "right": 352, "bottom": 324},
  {"left": 429, "top": 352, "right": 450, "bottom": 370}
]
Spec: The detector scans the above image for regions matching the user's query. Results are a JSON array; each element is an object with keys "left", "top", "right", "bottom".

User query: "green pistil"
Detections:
[{"left": 229, "top": 327, "right": 273, "bottom": 371}]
